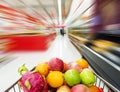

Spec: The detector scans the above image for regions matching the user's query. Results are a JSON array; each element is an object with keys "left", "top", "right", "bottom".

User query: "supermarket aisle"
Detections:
[
  {"left": 0, "top": 34, "right": 82, "bottom": 91},
  {"left": 44, "top": 34, "right": 82, "bottom": 62}
]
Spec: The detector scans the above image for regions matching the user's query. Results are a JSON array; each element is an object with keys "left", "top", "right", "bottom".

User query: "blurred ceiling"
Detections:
[{"left": 0, "top": 0, "right": 95, "bottom": 30}]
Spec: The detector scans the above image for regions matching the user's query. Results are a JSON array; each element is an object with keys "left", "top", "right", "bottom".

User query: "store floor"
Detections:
[{"left": 0, "top": 35, "right": 82, "bottom": 91}]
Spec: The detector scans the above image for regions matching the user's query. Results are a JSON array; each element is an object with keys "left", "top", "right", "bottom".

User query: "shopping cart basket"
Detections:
[{"left": 5, "top": 70, "right": 119, "bottom": 92}]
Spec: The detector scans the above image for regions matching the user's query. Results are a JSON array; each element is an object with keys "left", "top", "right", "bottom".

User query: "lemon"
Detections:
[{"left": 35, "top": 63, "right": 49, "bottom": 76}]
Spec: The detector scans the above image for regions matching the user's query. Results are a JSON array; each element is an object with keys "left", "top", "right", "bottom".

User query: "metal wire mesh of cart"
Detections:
[{"left": 5, "top": 71, "right": 119, "bottom": 92}]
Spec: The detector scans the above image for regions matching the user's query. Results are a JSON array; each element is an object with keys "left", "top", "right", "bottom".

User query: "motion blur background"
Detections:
[
  {"left": 0, "top": 0, "right": 119, "bottom": 64},
  {"left": 0, "top": 0, "right": 119, "bottom": 52}
]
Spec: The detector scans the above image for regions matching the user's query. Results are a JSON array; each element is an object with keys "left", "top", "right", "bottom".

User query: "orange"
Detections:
[
  {"left": 76, "top": 58, "right": 89, "bottom": 68},
  {"left": 89, "top": 85, "right": 100, "bottom": 92},
  {"left": 35, "top": 62, "right": 49, "bottom": 76},
  {"left": 46, "top": 71, "right": 64, "bottom": 88}
]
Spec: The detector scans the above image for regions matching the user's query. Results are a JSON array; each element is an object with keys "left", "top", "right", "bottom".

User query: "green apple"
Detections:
[
  {"left": 64, "top": 69, "right": 81, "bottom": 86},
  {"left": 80, "top": 68, "right": 96, "bottom": 86}
]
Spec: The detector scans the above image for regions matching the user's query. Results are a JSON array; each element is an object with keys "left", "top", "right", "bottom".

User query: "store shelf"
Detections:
[
  {"left": 93, "top": 30, "right": 120, "bottom": 44},
  {"left": 70, "top": 36, "right": 120, "bottom": 91},
  {"left": 97, "top": 30, "right": 120, "bottom": 37}
]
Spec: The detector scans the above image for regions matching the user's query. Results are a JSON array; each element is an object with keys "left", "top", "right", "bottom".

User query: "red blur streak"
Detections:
[
  {"left": 0, "top": 10, "right": 40, "bottom": 23},
  {"left": 0, "top": 4, "right": 43, "bottom": 24},
  {"left": 0, "top": 16, "right": 36, "bottom": 24},
  {"left": 0, "top": 15, "right": 46, "bottom": 27},
  {"left": 0, "top": 4, "right": 55, "bottom": 28},
  {"left": 0, "top": 10, "right": 25, "bottom": 17},
  {"left": 0, "top": 4, "right": 18, "bottom": 12},
  {"left": 4, "top": 34, "right": 55, "bottom": 51}
]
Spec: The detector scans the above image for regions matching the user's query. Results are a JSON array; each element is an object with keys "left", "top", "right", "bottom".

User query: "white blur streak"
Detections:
[
  {"left": 67, "top": 18, "right": 92, "bottom": 28},
  {"left": 65, "top": 0, "right": 93, "bottom": 27},
  {"left": 58, "top": 0, "right": 62, "bottom": 25}
]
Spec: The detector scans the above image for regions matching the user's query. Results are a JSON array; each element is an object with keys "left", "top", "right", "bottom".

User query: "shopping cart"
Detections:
[{"left": 5, "top": 69, "right": 119, "bottom": 92}]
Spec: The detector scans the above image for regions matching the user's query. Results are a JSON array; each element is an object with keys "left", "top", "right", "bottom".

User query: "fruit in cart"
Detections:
[
  {"left": 80, "top": 68, "right": 96, "bottom": 86},
  {"left": 48, "top": 89, "right": 57, "bottom": 92},
  {"left": 98, "top": 88, "right": 103, "bottom": 92},
  {"left": 48, "top": 57, "right": 64, "bottom": 71},
  {"left": 89, "top": 85, "right": 101, "bottom": 92},
  {"left": 48, "top": 86, "right": 57, "bottom": 92},
  {"left": 18, "top": 64, "right": 28, "bottom": 75},
  {"left": 66, "top": 62, "right": 82, "bottom": 72},
  {"left": 64, "top": 69, "right": 81, "bottom": 86},
  {"left": 71, "top": 84, "right": 90, "bottom": 92},
  {"left": 46, "top": 71, "right": 64, "bottom": 88},
  {"left": 62, "top": 62, "right": 67, "bottom": 72},
  {"left": 35, "top": 62, "right": 49, "bottom": 76},
  {"left": 76, "top": 58, "right": 89, "bottom": 69},
  {"left": 19, "top": 71, "right": 48, "bottom": 92},
  {"left": 56, "top": 85, "right": 71, "bottom": 92}
]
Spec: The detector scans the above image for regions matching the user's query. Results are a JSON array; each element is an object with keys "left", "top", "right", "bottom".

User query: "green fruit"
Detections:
[
  {"left": 18, "top": 64, "right": 28, "bottom": 75},
  {"left": 64, "top": 69, "right": 81, "bottom": 86},
  {"left": 80, "top": 68, "right": 96, "bottom": 86}
]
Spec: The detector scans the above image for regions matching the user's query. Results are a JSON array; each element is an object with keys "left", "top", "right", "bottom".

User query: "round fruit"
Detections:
[
  {"left": 80, "top": 68, "right": 96, "bottom": 86},
  {"left": 71, "top": 84, "right": 90, "bottom": 92},
  {"left": 89, "top": 85, "right": 100, "bottom": 92},
  {"left": 76, "top": 58, "right": 89, "bottom": 68},
  {"left": 64, "top": 69, "right": 81, "bottom": 86},
  {"left": 35, "top": 63, "right": 49, "bottom": 76},
  {"left": 46, "top": 71, "right": 64, "bottom": 88},
  {"left": 48, "top": 57, "right": 64, "bottom": 71},
  {"left": 57, "top": 85, "right": 71, "bottom": 92},
  {"left": 66, "top": 62, "right": 82, "bottom": 72}
]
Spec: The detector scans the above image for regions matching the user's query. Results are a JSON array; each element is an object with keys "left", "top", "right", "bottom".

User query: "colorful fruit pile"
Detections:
[{"left": 18, "top": 57, "right": 103, "bottom": 92}]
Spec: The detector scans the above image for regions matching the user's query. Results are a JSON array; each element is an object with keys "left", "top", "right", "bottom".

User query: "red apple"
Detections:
[
  {"left": 48, "top": 57, "right": 64, "bottom": 71},
  {"left": 71, "top": 84, "right": 90, "bottom": 92},
  {"left": 66, "top": 62, "right": 82, "bottom": 72}
]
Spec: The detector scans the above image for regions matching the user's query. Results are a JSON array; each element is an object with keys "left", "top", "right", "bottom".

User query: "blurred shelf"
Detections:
[
  {"left": 0, "top": 53, "right": 14, "bottom": 69},
  {"left": 70, "top": 35, "right": 120, "bottom": 91},
  {"left": 94, "top": 30, "right": 120, "bottom": 44},
  {"left": 97, "top": 30, "right": 120, "bottom": 37}
]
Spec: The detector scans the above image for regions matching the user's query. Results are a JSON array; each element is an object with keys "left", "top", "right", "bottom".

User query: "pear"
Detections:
[{"left": 80, "top": 68, "right": 96, "bottom": 86}]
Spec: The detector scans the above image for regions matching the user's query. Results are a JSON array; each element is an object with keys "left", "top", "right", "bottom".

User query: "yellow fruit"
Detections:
[
  {"left": 57, "top": 85, "right": 71, "bottom": 92},
  {"left": 46, "top": 71, "right": 64, "bottom": 88},
  {"left": 35, "top": 63, "right": 49, "bottom": 76},
  {"left": 76, "top": 58, "right": 89, "bottom": 69},
  {"left": 89, "top": 85, "right": 100, "bottom": 92}
]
